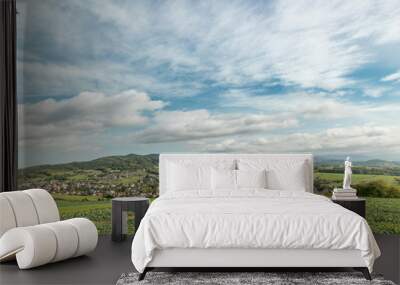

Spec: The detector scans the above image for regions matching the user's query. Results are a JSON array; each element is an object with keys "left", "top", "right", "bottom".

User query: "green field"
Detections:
[
  {"left": 315, "top": 172, "right": 399, "bottom": 185},
  {"left": 314, "top": 172, "right": 400, "bottom": 198},
  {"left": 53, "top": 193, "right": 400, "bottom": 235},
  {"left": 366, "top": 197, "right": 400, "bottom": 234},
  {"left": 53, "top": 194, "right": 114, "bottom": 234}
]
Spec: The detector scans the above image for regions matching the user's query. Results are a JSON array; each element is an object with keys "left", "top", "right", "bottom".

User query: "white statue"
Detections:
[{"left": 343, "top": 156, "right": 352, "bottom": 190}]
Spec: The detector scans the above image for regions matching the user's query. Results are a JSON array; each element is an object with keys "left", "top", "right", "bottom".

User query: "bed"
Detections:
[{"left": 131, "top": 154, "right": 380, "bottom": 280}]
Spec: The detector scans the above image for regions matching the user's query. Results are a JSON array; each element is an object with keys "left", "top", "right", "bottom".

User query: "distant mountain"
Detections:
[
  {"left": 19, "top": 153, "right": 400, "bottom": 171},
  {"left": 315, "top": 156, "right": 400, "bottom": 168},
  {"left": 315, "top": 156, "right": 400, "bottom": 176},
  {"left": 19, "top": 153, "right": 159, "bottom": 172},
  {"left": 358, "top": 159, "right": 400, "bottom": 168}
]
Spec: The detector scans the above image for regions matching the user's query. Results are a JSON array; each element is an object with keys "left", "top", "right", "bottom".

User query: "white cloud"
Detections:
[
  {"left": 20, "top": 0, "right": 400, "bottom": 95},
  {"left": 18, "top": 60, "right": 202, "bottom": 98},
  {"left": 127, "top": 88, "right": 400, "bottom": 145},
  {"left": 221, "top": 90, "right": 368, "bottom": 119},
  {"left": 19, "top": 90, "right": 165, "bottom": 143},
  {"left": 16, "top": 0, "right": 400, "bottom": 165},
  {"left": 362, "top": 87, "right": 389, "bottom": 98},
  {"left": 154, "top": 0, "right": 399, "bottom": 89},
  {"left": 381, "top": 70, "right": 400, "bottom": 83},
  {"left": 156, "top": 0, "right": 399, "bottom": 90},
  {"left": 132, "top": 109, "right": 298, "bottom": 143},
  {"left": 197, "top": 125, "right": 400, "bottom": 156}
]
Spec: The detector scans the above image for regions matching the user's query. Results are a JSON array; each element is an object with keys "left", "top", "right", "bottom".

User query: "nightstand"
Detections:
[
  {"left": 332, "top": 197, "right": 366, "bottom": 218},
  {"left": 111, "top": 197, "right": 149, "bottom": 242}
]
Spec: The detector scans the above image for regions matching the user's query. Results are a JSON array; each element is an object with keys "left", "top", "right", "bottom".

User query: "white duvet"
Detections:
[{"left": 131, "top": 190, "right": 380, "bottom": 273}]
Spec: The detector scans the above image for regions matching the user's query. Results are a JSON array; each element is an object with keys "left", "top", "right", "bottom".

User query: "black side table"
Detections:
[
  {"left": 112, "top": 197, "right": 149, "bottom": 242},
  {"left": 332, "top": 197, "right": 366, "bottom": 218}
]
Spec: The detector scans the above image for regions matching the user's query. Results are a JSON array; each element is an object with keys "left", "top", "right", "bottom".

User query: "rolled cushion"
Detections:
[
  {"left": 42, "top": 221, "right": 79, "bottom": 262},
  {"left": 64, "top": 218, "right": 98, "bottom": 257},
  {"left": 0, "top": 226, "right": 57, "bottom": 269},
  {"left": 0, "top": 191, "right": 39, "bottom": 227},
  {"left": 23, "top": 189, "right": 60, "bottom": 224},
  {"left": 0, "top": 196, "right": 17, "bottom": 237},
  {"left": 0, "top": 189, "right": 60, "bottom": 239},
  {"left": 0, "top": 218, "right": 98, "bottom": 269}
]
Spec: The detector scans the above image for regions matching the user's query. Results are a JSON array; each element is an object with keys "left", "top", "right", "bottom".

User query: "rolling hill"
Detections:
[{"left": 18, "top": 153, "right": 160, "bottom": 197}]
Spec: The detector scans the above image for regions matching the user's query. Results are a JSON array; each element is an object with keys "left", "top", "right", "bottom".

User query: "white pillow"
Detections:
[
  {"left": 238, "top": 159, "right": 308, "bottom": 191},
  {"left": 167, "top": 162, "right": 211, "bottom": 191},
  {"left": 267, "top": 164, "right": 306, "bottom": 191},
  {"left": 211, "top": 168, "right": 236, "bottom": 191},
  {"left": 237, "top": 169, "right": 267, "bottom": 189}
]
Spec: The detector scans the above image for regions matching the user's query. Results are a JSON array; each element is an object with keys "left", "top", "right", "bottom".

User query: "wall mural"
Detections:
[{"left": 16, "top": 0, "right": 400, "bottom": 234}]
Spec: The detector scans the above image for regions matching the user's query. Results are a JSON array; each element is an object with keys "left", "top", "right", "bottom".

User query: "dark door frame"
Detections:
[{"left": 0, "top": 0, "right": 18, "bottom": 192}]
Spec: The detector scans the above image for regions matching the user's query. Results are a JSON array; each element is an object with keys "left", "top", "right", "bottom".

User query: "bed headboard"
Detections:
[{"left": 159, "top": 153, "right": 314, "bottom": 196}]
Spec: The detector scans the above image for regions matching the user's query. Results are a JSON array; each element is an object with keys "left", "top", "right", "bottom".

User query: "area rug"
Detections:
[{"left": 116, "top": 271, "right": 395, "bottom": 285}]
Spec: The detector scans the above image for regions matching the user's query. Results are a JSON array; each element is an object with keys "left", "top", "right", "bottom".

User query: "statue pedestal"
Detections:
[
  {"left": 334, "top": 187, "right": 356, "bottom": 192},
  {"left": 332, "top": 188, "right": 357, "bottom": 200}
]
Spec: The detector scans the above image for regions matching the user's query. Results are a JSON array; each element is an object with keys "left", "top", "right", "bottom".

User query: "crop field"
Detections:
[{"left": 53, "top": 193, "right": 400, "bottom": 235}]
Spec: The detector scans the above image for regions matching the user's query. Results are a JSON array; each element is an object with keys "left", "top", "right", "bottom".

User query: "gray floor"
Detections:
[
  {"left": 374, "top": 234, "right": 400, "bottom": 284},
  {"left": 1, "top": 234, "right": 399, "bottom": 285},
  {"left": 0, "top": 236, "right": 134, "bottom": 285}
]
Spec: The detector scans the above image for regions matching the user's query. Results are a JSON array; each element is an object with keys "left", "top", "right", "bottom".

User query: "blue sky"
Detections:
[{"left": 16, "top": 0, "right": 400, "bottom": 167}]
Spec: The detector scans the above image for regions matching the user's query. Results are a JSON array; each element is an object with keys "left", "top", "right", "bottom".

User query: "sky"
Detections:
[{"left": 16, "top": 0, "right": 400, "bottom": 167}]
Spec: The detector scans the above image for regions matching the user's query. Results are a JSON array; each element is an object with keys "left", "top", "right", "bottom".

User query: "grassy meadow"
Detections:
[
  {"left": 315, "top": 172, "right": 399, "bottom": 185},
  {"left": 53, "top": 194, "right": 115, "bottom": 235},
  {"left": 366, "top": 197, "right": 400, "bottom": 234}
]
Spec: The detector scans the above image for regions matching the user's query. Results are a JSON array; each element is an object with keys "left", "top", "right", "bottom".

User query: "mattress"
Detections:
[{"left": 131, "top": 190, "right": 380, "bottom": 273}]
